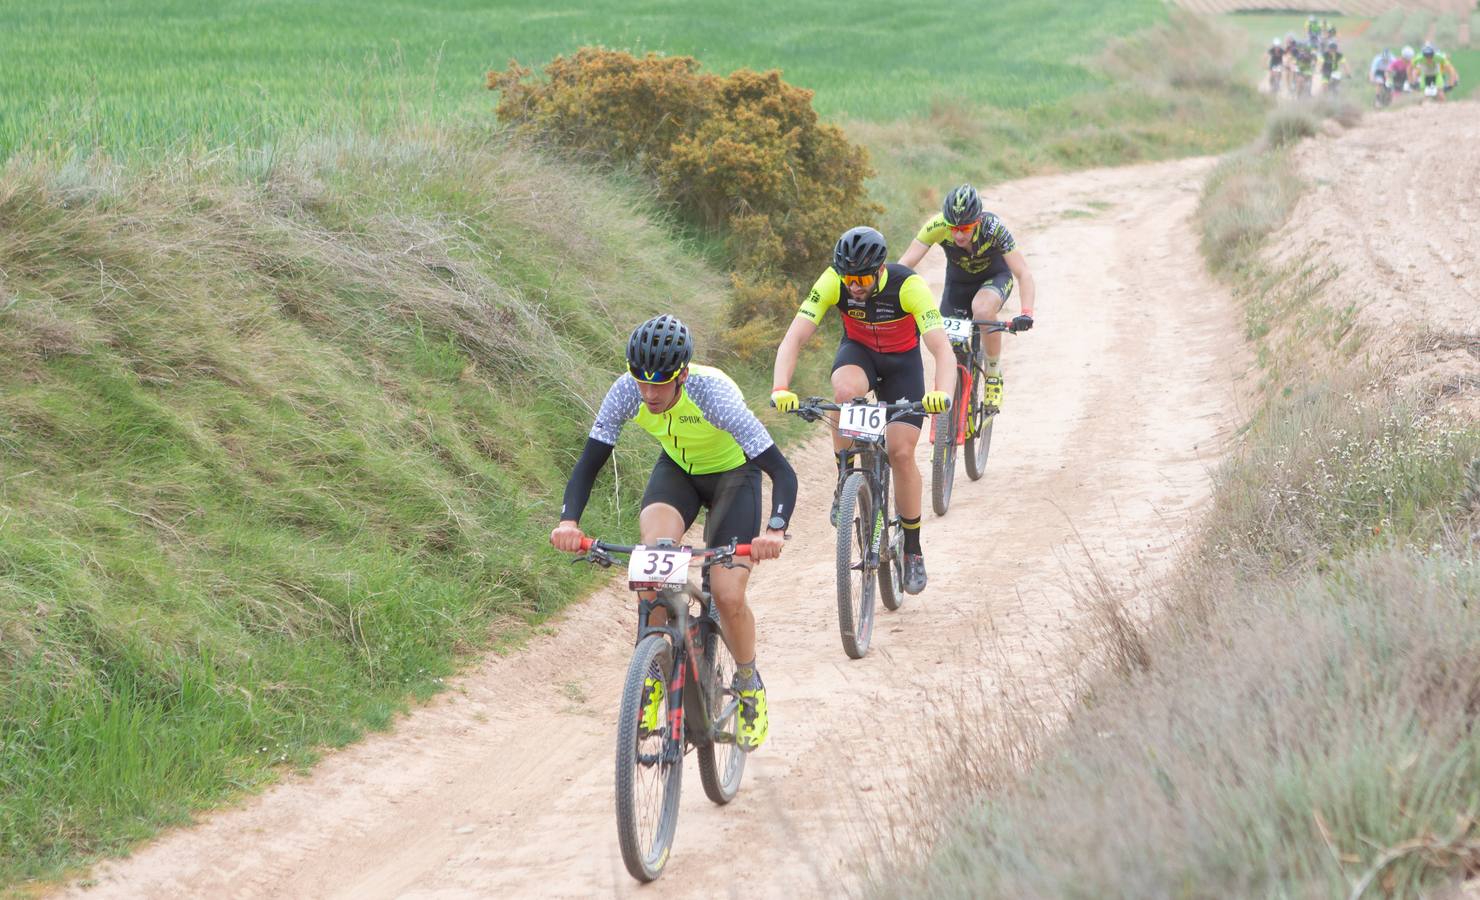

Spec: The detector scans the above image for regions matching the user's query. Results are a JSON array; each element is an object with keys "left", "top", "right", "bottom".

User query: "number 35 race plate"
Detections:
[{"left": 627, "top": 546, "right": 693, "bottom": 590}]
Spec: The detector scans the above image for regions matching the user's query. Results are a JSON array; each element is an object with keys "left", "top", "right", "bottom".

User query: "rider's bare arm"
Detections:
[
  {"left": 772, "top": 315, "right": 819, "bottom": 391},
  {"left": 897, "top": 238, "right": 932, "bottom": 270},
  {"left": 1003, "top": 248, "right": 1036, "bottom": 316},
  {"left": 921, "top": 328, "right": 957, "bottom": 396}
]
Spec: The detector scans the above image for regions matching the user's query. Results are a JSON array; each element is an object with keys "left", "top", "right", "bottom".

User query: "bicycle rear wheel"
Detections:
[
  {"left": 930, "top": 381, "right": 961, "bottom": 516},
  {"left": 965, "top": 354, "right": 995, "bottom": 481},
  {"left": 696, "top": 615, "right": 746, "bottom": 804},
  {"left": 835, "top": 471, "right": 877, "bottom": 659},
  {"left": 615, "top": 634, "right": 683, "bottom": 883},
  {"left": 878, "top": 516, "right": 905, "bottom": 611}
]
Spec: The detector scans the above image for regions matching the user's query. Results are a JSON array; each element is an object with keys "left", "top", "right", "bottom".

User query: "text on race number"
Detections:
[
  {"left": 627, "top": 546, "right": 693, "bottom": 589},
  {"left": 838, "top": 403, "right": 887, "bottom": 439},
  {"left": 942, "top": 317, "right": 974, "bottom": 342}
]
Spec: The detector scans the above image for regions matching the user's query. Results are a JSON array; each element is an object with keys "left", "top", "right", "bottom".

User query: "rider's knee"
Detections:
[
  {"left": 887, "top": 437, "right": 917, "bottom": 467},
  {"left": 710, "top": 582, "right": 747, "bottom": 616},
  {"left": 972, "top": 292, "right": 1005, "bottom": 320}
]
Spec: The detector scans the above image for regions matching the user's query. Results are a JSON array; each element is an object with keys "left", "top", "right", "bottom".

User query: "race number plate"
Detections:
[
  {"left": 1426, "top": 84, "right": 1439, "bottom": 97},
  {"left": 942, "top": 317, "right": 974, "bottom": 344},
  {"left": 838, "top": 403, "right": 887, "bottom": 440},
  {"left": 627, "top": 545, "right": 692, "bottom": 590}
]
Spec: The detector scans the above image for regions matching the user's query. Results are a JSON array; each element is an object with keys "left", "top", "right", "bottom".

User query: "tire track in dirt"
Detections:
[{"left": 60, "top": 156, "right": 1249, "bottom": 899}]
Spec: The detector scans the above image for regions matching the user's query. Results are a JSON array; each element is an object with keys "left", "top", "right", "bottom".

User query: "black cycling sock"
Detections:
[{"left": 901, "top": 516, "right": 922, "bottom": 554}]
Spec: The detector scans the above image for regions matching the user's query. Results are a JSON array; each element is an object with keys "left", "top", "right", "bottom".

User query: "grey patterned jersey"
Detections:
[{"left": 590, "top": 364, "right": 775, "bottom": 474}]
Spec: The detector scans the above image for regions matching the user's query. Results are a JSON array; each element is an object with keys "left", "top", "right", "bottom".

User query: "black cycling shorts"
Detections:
[
  {"left": 942, "top": 270, "right": 1015, "bottom": 319},
  {"left": 832, "top": 339, "right": 926, "bottom": 430},
  {"left": 640, "top": 454, "right": 762, "bottom": 549}
]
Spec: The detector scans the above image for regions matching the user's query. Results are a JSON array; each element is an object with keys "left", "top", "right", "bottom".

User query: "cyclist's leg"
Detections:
[
  {"left": 877, "top": 350, "right": 930, "bottom": 591},
  {"left": 974, "top": 272, "right": 1013, "bottom": 354},
  {"left": 638, "top": 455, "right": 703, "bottom": 628},
  {"left": 831, "top": 339, "right": 878, "bottom": 485},
  {"left": 875, "top": 348, "right": 926, "bottom": 520},
  {"left": 698, "top": 463, "right": 767, "bottom": 748},
  {"left": 698, "top": 464, "right": 762, "bottom": 666}
]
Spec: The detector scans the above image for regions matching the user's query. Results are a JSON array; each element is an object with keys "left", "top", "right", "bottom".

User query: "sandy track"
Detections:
[
  {"left": 62, "top": 157, "right": 1248, "bottom": 899},
  {"left": 1269, "top": 102, "right": 1479, "bottom": 413}
]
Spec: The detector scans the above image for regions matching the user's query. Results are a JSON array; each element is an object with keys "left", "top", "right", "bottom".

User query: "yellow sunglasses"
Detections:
[
  {"left": 840, "top": 272, "right": 877, "bottom": 288},
  {"left": 629, "top": 364, "right": 682, "bottom": 384}
]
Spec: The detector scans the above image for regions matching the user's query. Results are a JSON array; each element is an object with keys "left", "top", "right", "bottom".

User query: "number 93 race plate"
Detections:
[
  {"left": 627, "top": 545, "right": 693, "bottom": 590},
  {"left": 942, "top": 317, "right": 974, "bottom": 344},
  {"left": 838, "top": 403, "right": 887, "bottom": 441}
]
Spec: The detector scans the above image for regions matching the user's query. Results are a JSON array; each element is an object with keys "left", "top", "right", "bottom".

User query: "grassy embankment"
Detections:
[
  {"left": 878, "top": 45, "right": 1480, "bottom": 900},
  {"left": 2, "top": 0, "right": 1267, "bottom": 887}
]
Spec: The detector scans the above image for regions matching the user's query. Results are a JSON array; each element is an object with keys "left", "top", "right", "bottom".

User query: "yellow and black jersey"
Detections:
[{"left": 916, "top": 212, "right": 1017, "bottom": 280}]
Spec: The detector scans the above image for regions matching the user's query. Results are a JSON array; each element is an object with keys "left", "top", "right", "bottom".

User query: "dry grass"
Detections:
[{"left": 873, "top": 78, "right": 1480, "bottom": 896}]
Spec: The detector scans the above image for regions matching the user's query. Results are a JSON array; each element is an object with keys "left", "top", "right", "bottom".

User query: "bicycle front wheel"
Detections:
[
  {"left": 965, "top": 362, "right": 995, "bottom": 481},
  {"left": 835, "top": 471, "right": 877, "bottom": 659},
  {"left": 615, "top": 634, "right": 683, "bottom": 883},
  {"left": 697, "top": 617, "right": 746, "bottom": 804},
  {"left": 930, "top": 387, "right": 959, "bottom": 516}
]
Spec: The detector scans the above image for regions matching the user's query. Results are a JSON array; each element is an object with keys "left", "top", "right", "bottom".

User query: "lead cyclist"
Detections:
[{"left": 550, "top": 314, "right": 797, "bottom": 751}]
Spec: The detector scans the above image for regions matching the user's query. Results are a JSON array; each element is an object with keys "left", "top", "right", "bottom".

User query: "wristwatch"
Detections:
[{"left": 767, "top": 515, "right": 787, "bottom": 532}]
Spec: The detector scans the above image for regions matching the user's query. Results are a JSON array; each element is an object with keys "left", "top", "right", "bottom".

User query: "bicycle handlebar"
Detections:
[
  {"left": 967, "top": 319, "right": 1025, "bottom": 334},
  {"left": 788, "top": 397, "right": 924, "bottom": 426},
  {"left": 574, "top": 537, "right": 753, "bottom": 559}
]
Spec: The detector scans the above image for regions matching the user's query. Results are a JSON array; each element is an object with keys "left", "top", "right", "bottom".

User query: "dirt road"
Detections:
[{"left": 63, "top": 157, "right": 1248, "bottom": 898}]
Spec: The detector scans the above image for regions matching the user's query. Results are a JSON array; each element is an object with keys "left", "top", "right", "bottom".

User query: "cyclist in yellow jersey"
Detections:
[
  {"left": 771, "top": 226, "right": 955, "bottom": 594},
  {"left": 1413, "top": 43, "right": 1459, "bottom": 99},
  {"left": 898, "top": 184, "right": 1036, "bottom": 412},
  {"left": 551, "top": 315, "right": 797, "bottom": 750}
]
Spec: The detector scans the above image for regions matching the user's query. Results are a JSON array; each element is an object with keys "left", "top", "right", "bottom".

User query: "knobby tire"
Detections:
[
  {"left": 696, "top": 615, "right": 746, "bottom": 804},
  {"left": 965, "top": 355, "right": 994, "bottom": 481},
  {"left": 930, "top": 380, "right": 960, "bottom": 516},
  {"left": 615, "top": 634, "right": 682, "bottom": 882},
  {"left": 835, "top": 471, "right": 876, "bottom": 659}
]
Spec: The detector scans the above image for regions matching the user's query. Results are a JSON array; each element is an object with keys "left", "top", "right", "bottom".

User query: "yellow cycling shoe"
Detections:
[
  {"left": 640, "top": 676, "right": 665, "bottom": 735},
  {"left": 734, "top": 680, "right": 769, "bottom": 751},
  {"left": 983, "top": 374, "right": 1004, "bottom": 411}
]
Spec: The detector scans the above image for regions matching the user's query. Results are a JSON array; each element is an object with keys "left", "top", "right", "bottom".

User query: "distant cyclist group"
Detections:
[
  {"left": 1265, "top": 15, "right": 1460, "bottom": 105},
  {"left": 550, "top": 182, "right": 1034, "bottom": 757}
]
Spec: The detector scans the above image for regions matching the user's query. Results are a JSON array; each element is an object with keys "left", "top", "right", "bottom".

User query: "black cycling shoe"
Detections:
[{"left": 903, "top": 553, "right": 927, "bottom": 594}]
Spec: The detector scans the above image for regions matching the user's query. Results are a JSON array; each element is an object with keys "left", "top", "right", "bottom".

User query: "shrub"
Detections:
[
  {"left": 1264, "top": 106, "right": 1319, "bottom": 149},
  {"left": 488, "top": 49, "right": 882, "bottom": 350}
]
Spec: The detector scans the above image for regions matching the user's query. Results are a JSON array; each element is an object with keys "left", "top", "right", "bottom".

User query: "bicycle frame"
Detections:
[
  {"left": 576, "top": 539, "right": 748, "bottom": 751},
  {"left": 934, "top": 320, "right": 1014, "bottom": 446},
  {"left": 634, "top": 581, "right": 740, "bottom": 752}
]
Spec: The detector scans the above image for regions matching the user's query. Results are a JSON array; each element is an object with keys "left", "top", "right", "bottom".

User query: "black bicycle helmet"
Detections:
[
  {"left": 942, "top": 183, "right": 983, "bottom": 226},
  {"left": 626, "top": 314, "right": 693, "bottom": 375},
  {"left": 1423, "top": 42, "right": 1435, "bottom": 57},
  {"left": 832, "top": 226, "right": 888, "bottom": 277}
]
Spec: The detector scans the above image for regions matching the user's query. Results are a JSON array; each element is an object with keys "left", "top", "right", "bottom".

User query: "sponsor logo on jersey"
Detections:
[
  {"left": 678, "top": 415, "right": 706, "bottom": 425},
  {"left": 847, "top": 309, "right": 867, "bottom": 319}
]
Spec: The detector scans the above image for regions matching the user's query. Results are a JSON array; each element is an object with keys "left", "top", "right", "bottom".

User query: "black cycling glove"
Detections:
[{"left": 1010, "top": 314, "right": 1034, "bottom": 333}]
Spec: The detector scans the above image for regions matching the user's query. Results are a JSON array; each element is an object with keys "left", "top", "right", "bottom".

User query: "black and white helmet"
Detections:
[
  {"left": 626, "top": 314, "right": 693, "bottom": 377},
  {"left": 832, "top": 226, "right": 888, "bottom": 276},
  {"left": 942, "top": 184, "right": 983, "bottom": 226}
]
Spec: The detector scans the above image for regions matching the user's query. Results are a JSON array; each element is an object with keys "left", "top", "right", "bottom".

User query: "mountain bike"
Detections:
[
  {"left": 571, "top": 537, "right": 752, "bottom": 882},
  {"left": 789, "top": 398, "right": 924, "bottom": 659},
  {"left": 929, "top": 318, "right": 1020, "bottom": 516}
]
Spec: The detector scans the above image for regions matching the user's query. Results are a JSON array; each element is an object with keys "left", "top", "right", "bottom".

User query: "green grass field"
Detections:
[{"left": 0, "top": 0, "right": 1165, "bottom": 157}]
